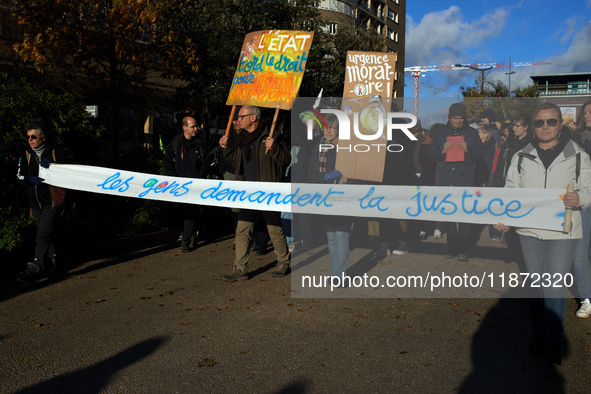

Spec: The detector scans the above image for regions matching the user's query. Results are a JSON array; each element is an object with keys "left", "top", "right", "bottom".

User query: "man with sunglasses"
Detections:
[
  {"left": 164, "top": 116, "right": 209, "bottom": 252},
  {"left": 16, "top": 122, "right": 66, "bottom": 283},
  {"left": 218, "top": 105, "right": 291, "bottom": 281}
]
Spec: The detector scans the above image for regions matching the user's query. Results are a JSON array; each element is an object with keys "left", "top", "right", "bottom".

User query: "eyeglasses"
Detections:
[
  {"left": 533, "top": 118, "right": 560, "bottom": 128},
  {"left": 28, "top": 135, "right": 38, "bottom": 140},
  {"left": 186, "top": 124, "right": 198, "bottom": 129},
  {"left": 237, "top": 113, "right": 255, "bottom": 120}
]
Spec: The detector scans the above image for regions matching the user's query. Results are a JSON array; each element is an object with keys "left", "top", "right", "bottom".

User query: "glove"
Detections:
[
  {"left": 323, "top": 169, "right": 342, "bottom": 181},
  {"left": 29, "top": 176, "right": 44, "bottom": 185},
  {"left": 40, "top": 158, "right": 51, "bottom": 168}
]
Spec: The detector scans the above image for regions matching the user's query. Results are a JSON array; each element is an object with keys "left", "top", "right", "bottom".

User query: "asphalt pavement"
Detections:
[{"left": 1, "top": 228, "right": 590, "bottom": 393}]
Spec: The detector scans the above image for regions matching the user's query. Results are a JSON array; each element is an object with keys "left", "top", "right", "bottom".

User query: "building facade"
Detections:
[
  {"left": 529, "top": 72, "right": 591, "bottom": 126},
  {"left": 316, "top": 0, "right": 405, "bottom": 98}
]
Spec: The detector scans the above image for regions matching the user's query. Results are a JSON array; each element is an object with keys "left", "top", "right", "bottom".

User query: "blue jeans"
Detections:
[
  {"left": 573, "top": 208, "right": 591, "bottom": 300},
  {"left": 326, "top": 226, "right": 349, "bottom": 278},
  {"left": 281, "top": 211, "right": 293, "bottom": 245},
  {"left": 520, "top": 236, "right": 578, "bottom": 341}
]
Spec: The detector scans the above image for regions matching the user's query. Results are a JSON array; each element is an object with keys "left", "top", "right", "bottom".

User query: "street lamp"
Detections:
[
  {"left": 455, "top": 64, "right": 494, "bottom": 94},
  {"left": 505, "top": 56, "right": 515, "bottom": 96}
]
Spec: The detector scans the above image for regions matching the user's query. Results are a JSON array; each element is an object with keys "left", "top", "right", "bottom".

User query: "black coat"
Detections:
[
  {"left": 164, "top": 132, "right": 209, "bottom": 179},
  {"left": 17, "top": 142, "right": 66, "bottom": 210}
]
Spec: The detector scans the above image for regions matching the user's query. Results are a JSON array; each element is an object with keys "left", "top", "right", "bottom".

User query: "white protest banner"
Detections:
[{"left": 40, "top": 164, "right": 567, "bottom": 231}]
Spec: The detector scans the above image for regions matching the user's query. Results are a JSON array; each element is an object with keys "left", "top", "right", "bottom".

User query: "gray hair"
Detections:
[
  {"left": 25, "top": 121, "right": 45, "bottom": 137},
  {"left": 242, "top": 105, "right": 261, "bottom": 120}
]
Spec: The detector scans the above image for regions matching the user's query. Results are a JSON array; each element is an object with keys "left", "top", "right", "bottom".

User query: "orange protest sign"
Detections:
[{"left": 226, "top": 30, "right": 314, "bottom": 110}]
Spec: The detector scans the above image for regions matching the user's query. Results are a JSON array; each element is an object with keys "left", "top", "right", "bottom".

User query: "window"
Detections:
[
  {"left": 329, "top": 22, "right": 338, "bottom": 35},
  {"left": 388, "top": 9, "right": 398, "bottom": 23}
]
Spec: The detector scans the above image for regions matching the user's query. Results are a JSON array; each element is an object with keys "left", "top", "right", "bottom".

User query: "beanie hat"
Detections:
[
  {"left": 448, "top": 103, "right": 467, "bottom": 118},
  {"left": 480, "top": 108, "right": 497, "bottom": 122}
]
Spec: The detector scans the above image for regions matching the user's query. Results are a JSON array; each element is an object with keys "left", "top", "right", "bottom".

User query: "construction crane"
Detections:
[{"left": 404, "top": 61, "right": 551, "bottom": 118}]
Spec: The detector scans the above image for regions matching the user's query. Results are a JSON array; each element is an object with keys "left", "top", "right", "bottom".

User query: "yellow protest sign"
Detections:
[{"left": 226, "top": 30, "right": 314, "bottom": 110}]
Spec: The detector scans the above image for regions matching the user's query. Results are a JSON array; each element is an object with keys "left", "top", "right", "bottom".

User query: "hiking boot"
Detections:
[
  {"left": 17, "top": 262, "right": 42, "bottom": 284},
  {"left": 180, "top": 240, "right": 190, "bottom": 253},
  {"left": 457, "top": 254, "right": 469, "bottom": 262},
  {"left": 576, "top": 298, "right": 591, "bottom": 318},
  {"left": 271, "top": 262, "right": 290, "bottom": 277},
  {"left": 392, "top": 241, "right": 408, "bottom": 255},
  {"left": 221, "top": 269, "right": 248, "bottom": 282}
]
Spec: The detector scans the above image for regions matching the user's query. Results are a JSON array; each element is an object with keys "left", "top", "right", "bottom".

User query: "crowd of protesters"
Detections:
[{"left": 16, "top": 99, "right": 591, "bottom": 365}]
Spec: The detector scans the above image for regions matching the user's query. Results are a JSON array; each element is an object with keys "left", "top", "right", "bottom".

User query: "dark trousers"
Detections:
[
  {"left": 444, "top": 222, "right": 471, "bottom": 256},
  {"left": 32, "top": 205, "right": 58, "bottom": 269},
  {"left": 181, "top": 203, "right": 201, "bottom": 242}
]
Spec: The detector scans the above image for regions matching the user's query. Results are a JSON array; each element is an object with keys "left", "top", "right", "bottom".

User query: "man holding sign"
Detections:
[
  {"left": 219, "top": 105, "right": 291, "bottom": 281},
  {"left": 426, "top": 103, "right": 484, "bottom": 262}
]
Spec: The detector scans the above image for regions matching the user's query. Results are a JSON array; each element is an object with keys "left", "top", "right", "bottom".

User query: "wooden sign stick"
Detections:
[
  {"left": 563, "top": 183, "right": 574, "bottom": 233},
  {"left": 265, "top": 107, "right": 280, "bottom": 154},
  {"left": 224, "top": 105, "right": 236, "bottom": 137}
]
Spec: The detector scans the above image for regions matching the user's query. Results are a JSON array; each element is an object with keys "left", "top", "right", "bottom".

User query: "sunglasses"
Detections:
[
  {"left": 28, "top": 135, "right": 39, "bottom": 140},
  {"left": 237, "top": 113, "right": 255, "bottom": 119},
  {"left": 533, "top": 118, "right": 559, "bottom": 128}
]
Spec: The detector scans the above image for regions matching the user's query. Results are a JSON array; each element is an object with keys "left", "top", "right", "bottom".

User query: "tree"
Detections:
[
  {"left": 13, "top": 0, "right": 199, "bottom": 156},
  {"left": 514, "top": 83, "right": 540, "bottom": 97}
]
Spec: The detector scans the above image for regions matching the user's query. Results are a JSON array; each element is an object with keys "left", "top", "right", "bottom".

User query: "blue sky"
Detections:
[{"left": 404, "top": 0, "right": 591, "bottom": 98}]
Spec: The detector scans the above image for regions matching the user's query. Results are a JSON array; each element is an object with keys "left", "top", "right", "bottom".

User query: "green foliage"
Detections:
[
  {"left": 514, "top": 83, "right": 540, "bottom": 97},
  {"left": 0, "top": 73, "right": 102, "bottom": 251},
  {"left": 460, "top": 79, "right": 541, "bottom": 123},
  {"left": 0, "top": 207, "right": 33, "bottom": 252}
]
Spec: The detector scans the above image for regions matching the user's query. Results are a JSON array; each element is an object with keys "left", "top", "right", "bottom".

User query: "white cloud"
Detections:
[
  {"left": 496, "top": 21, "right": 591, "bottom": 91},
  {"left": 406, "top": 7, "right": 508, "bottom": 67}
]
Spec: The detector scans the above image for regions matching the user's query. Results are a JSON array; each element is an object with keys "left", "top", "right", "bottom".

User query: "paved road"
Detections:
[{"left": 1, "top": 229, "right": 590, "bottom": 393}]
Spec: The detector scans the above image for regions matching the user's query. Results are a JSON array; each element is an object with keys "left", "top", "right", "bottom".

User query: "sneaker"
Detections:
[
  {"left": 490, "top": 236, "right": 501, "bottom": 242},
  {"left": 434, "top": 229, "right": 442, "bottom": 239},
  {"left": 221, "top": 269, "right": 248, "bottom": 282},
  {"left": 457, "top": 254, "right": 469, "bottom": 262},
  {"left": 271, "top": 262, "right": 290, "bottom": 277},
  {"left": 576, "top": 299, "right": 591, "bottom": 318},
  {"left": 374, "top": 243, "right": 391, "bottom": 258},
  {"left": 180, "top": 240, "right": 190, "bottom": 252},
  {"left": 392, "top": 241, "right": 408, "bottom": 255},
  {"left": 287, "top": 241, "right": 295, "bottom": 254},
  {"left": 177, "top": 232, "right": 183, "bottom": 242},
  {"left": 419, "top": 231, "right": 427, "bottom": 240},
  {"left": 17, "top": 262, "right": 42, "bottom": 284}
]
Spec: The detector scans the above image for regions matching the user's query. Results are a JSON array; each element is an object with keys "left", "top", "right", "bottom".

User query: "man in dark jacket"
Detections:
[
  {"left": 218, "top": 105, "right": 291, "bottom": 281},
  {"left": 426, "top": 103, "right": 483, "bottom": 262},
  {"left": 16, "top": 122, "right": 66, "bottom": 283},
  {"left": 164, "top": 116, "right": 208, "bottom": 252}
]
